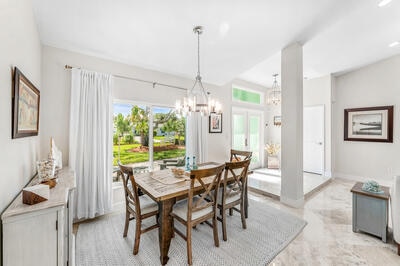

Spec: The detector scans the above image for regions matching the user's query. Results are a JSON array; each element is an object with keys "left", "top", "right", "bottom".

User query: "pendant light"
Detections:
[{"left": 175, "top": 26, "right": 221, "bottom": 116}]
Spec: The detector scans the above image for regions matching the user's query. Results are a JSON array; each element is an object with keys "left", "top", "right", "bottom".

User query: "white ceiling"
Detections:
[{"left": 32, "top": 0, "right": 400, "bottom": 87}]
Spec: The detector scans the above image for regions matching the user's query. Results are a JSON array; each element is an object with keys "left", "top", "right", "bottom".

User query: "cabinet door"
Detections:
[{"left": 3, "top": 210, "right": 58, "bottom": 266}]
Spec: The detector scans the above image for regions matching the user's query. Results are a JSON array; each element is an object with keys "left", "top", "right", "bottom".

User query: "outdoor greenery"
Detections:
[
  {"left": 113, "top": 104, "right": 186, "bottom": 166},
  {"left": 113, "top": 144, "right": 186, "bottom": 165}
]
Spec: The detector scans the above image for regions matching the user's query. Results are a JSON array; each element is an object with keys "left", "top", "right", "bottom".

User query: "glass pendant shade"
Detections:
[{"left": 267, "top": 74, "right": 281, "bottom": 105}]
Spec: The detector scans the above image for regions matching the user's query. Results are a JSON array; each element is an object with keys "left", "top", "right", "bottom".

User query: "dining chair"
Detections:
[
  {"left": 218, "top": 159, "right": 251, "bottom": 241},
  {"left": 230, "top": 149, "right": 252, "bottom": 218},
  {"left": 118, "top": 162, "right": 159, "bottom": 255},
  {"left": 230, "top": 149, "right": 252, "bottom": 162},
  {"left": 170, "top": 164, "right": 225, "bottom": 265}
]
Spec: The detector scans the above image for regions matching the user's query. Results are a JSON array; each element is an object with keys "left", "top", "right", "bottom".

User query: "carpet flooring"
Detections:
[{"left": 76, "top": 199, "right": 306, "bottom": 265}]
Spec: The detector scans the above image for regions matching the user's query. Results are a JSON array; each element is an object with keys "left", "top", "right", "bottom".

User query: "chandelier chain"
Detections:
[{"left": 197, "top": 30, "right": 200, "bottom": 78}]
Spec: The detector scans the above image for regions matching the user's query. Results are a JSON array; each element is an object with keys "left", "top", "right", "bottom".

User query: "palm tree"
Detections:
[{"left": 130, "top": 106, "right": 150, "bottom": 146}]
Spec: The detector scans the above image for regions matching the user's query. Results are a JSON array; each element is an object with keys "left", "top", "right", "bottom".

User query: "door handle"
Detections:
[{"left": 245, "top": 138, "right": 248, "bottom": 146}]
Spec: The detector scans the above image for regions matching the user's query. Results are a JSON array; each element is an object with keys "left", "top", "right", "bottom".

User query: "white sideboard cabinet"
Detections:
[{"left": 1, "top": 168, "right": 76, "bottom": 266}]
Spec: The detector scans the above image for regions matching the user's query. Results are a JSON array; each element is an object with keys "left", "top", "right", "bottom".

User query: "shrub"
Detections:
[
  {"left": 113, "top": 134, "right": 119, "bottom": 145},
  {"left": 124, "top": 134, "right": 134, "bottom": 144}
]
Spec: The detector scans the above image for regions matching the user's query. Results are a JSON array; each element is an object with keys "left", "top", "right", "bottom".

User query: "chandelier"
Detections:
[
  {"left": 267, "top": 74, "right": 281, "bottom": 105},
  {"left": 175, "top": 26, "right": 221, "bottom": 116}
]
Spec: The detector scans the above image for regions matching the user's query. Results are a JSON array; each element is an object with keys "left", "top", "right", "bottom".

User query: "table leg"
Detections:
[{"left": 159, "top": 198, "right": 175, "bottom": 265}]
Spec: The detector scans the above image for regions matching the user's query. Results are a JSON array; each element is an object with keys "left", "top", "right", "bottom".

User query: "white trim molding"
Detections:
[
  {"left": 333, "top": 172, "right": 392, "bottom": 187},
  {"left": 280, "top": 196, "right": 304, "bottom": 208}
]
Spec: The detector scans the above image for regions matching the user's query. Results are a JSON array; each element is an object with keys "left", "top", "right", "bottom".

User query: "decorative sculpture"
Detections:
[{"left": 362, "top": 180, "right": 383, "bottom": 194}]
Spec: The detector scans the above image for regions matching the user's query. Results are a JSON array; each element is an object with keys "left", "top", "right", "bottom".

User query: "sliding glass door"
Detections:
[
  {"left": 113, "top": 102, "right": 186, "bottom": 180},
  {"left": 150, "top": 106, "right": 186, "bottom": 170}
]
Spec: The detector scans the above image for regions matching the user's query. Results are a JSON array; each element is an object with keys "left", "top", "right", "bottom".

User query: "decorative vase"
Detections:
[
  {"left": 37, "top": 159, "right": 55, "bottom": 183},
  {"left": 267, "top": 155, "right": 279, "bottom": 169}
]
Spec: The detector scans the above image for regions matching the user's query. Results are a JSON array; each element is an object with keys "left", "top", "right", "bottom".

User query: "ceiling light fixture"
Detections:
[
  {"left": 267, "top": 74, "right": 281, "bottom": 105},
  {"left": 378, "top": 0, "right": 392, "bottom": 7},
  {"left": 175, "top": 26, "right": 221, "bottom": 116},
  {"left": 389, "top": 41, "right": 400, "bottom": 47}
]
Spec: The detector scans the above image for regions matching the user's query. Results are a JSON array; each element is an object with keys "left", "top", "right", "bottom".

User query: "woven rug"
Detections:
[{"left": 76, "top": 200, "right": 306, "bottom": 265}]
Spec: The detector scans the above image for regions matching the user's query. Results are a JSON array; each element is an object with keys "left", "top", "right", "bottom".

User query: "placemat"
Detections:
[{"left": 150, "top": 170, "right": 190, "bottom": 185}]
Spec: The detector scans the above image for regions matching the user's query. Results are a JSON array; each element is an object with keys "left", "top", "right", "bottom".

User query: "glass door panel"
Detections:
[
  {"left": 232, "top": 108, "right": 263, "bottom": 169},
  {"left": 151, "top": 106, "right": 186, "bottom": 171},
  {"left": 249, "top": 115, "right": 261, "bottom": 166},
  {"left": 233, "top": 114, "right": 246, "bottom": 151},
  {"left": 113, "top": 103, "right": 150, "bottom": 181}
]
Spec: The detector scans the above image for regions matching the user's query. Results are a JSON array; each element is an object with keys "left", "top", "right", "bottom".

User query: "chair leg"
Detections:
[
  {"left": 123, "top": 210, "right": 130, "bottom": 237},
  {"left": 187, "top": 223, "right": 192, "bottom": 265},
  {"left": 229, "top": 208, "right": 233, "bottom": 216},
  {"left": 397, "top": 243, "right": 400, "bottom": 256},
  {"left": 171, "top": 218, "right": 175, "bottom": 238},
  {"left": 213, "top": 215, "right": 220, "bottom": 248},
  {"left": 240, "top": 201, "right": 247, "bottom": 229},
  {"left": 133, "top": 218, "right": 141, "bottom": 255},
  {"left": 222, "top": 207, "right": 227, "bottom": 241}
]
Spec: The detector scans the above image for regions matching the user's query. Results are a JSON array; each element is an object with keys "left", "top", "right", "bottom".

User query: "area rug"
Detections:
[{"left": 76, "top": 199, "right": 306, "bottom": 265}]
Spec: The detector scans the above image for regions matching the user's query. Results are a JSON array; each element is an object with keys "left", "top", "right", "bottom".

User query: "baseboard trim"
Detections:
[
  {"left": 324, "top": 171, "right": 332, "bottom": 178},
  {"left": 280, "top": 195, "right": 304, "bottom": 208},
  {"left": 333, "top": 172, "right": 392, "bottom": 187}
]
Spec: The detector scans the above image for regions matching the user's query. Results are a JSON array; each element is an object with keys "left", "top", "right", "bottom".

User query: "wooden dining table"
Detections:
[{"left": 134, "top": 162, "right": 248, "bottom": 265}]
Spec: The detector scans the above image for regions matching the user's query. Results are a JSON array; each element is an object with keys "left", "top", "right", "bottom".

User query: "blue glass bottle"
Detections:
[
  {"left": 185, "top": 156, "right": 191, "bottom": 171},
  {"left": 192, "top": 156, "right": 197, "bottom": 170}
]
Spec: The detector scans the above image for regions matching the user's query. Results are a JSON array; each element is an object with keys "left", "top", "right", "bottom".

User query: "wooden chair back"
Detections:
[
  {"left": 187, "top": 164, "right": 225, "bottom": 221},
  {"left": 118, "top": 162, "right": 141, "bottom": 215},
  {"left": 223, "top": 159, "right": 251, "bottom": 201},
  {"left": 230, "top": 149, "right": 252, "bottom": 162}
]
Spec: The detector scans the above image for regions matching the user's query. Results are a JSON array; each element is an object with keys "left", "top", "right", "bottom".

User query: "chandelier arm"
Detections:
[{"left": 198, "top": 80, "right": 209, "bottom": 102}]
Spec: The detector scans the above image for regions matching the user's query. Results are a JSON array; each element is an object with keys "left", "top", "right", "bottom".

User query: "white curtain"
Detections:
[
  {"left": 69, "top": 68, "right": 113, "bottom": 219},
  {"left": 186, "top": 113, "right": 208, "bottom": 164}
]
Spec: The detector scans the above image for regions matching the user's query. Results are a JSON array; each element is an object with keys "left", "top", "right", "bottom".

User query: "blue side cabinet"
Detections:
[{"left": 351, "top": 182, "right": 390, "bottom": 243}]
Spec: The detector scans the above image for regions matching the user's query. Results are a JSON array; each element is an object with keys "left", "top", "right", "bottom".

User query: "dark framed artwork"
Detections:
[
  {"left": 273, "top": 116, "right": 281, "bottom": 126},
  {"left": 12, "top": 67, "right": 40, "bottom": 138},
  {"left": 344, "top": 106, "right": 393, "bottom": 143},
  {"left": 209, "top": 113, "right": 222, "bottom": 133}
]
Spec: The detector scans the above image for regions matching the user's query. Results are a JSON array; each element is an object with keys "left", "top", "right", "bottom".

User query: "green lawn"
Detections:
[{"left": 113, "top": 144, "right": 186, "bottom": 165}]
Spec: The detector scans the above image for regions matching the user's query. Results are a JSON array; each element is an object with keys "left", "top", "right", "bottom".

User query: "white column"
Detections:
[{"left": 280, "top": 43, "right": 304, "bottom": 207}]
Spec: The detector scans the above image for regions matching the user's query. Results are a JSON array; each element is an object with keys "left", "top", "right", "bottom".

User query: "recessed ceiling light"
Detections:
[
  {"left": 378, "top": 0, "right": 392, "bottom": 7},
  {"left": 389, "top": 41, "right": 400, "bottom": 47}
]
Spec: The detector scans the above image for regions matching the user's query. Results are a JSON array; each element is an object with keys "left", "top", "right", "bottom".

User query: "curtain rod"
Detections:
[{"left": 64, "top": 65, "right": 187, "bottom": 91}]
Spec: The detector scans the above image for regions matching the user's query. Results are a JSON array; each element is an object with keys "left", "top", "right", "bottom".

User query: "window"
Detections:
[
  {"left": 232, "top": 87, "right": 263, "bottom": 105},
  {"left": 112, "top": 102, "right": 186, "bottom": 182}
]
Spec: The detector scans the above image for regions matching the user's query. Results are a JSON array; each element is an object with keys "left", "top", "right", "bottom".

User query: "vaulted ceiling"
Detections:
[{"left": 32, "top": 0, "right": 400, "bottom": 87}]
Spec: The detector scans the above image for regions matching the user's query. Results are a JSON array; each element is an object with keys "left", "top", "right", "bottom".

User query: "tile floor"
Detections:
[
  {"left": 248, "top": 168, "right": 331, "bottom": 198},
  {"left": 75, "top": 175, "right": 399, "bottom": 265},
  {"left": 250, "top": 177, "right": 399, "bottom": 265}
]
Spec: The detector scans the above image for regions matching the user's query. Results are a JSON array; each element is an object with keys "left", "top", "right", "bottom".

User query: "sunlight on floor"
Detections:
[{"left": 248, "top": 168, "right": 331, "bottom": 198}]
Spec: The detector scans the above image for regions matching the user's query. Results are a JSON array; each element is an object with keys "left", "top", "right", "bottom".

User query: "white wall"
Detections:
[
  {"left": 333, "top": 55, "right": 400, "bottom": 185},
  {"left": 41, "top": 46, "right": 237, "bottom": 166},
  {"left": 303, "top": 74, "right": 332, "bottom": 176},
  {"left": 0, "top": 0, "right": 42, "bottom": 260},
  {"left": 0, "top": 0, "right": 41, "bottom": 213}
]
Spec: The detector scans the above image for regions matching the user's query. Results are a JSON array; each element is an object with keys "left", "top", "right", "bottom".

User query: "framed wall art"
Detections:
[
  {"left": 344, "top": 106, "right": 393, "bottom": 143},
  {"left": 12, "top": 67, "right": 40, "bottom": 138},
  {"left": 209, "top": 113, "right": 222, "bottom": 133}
]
